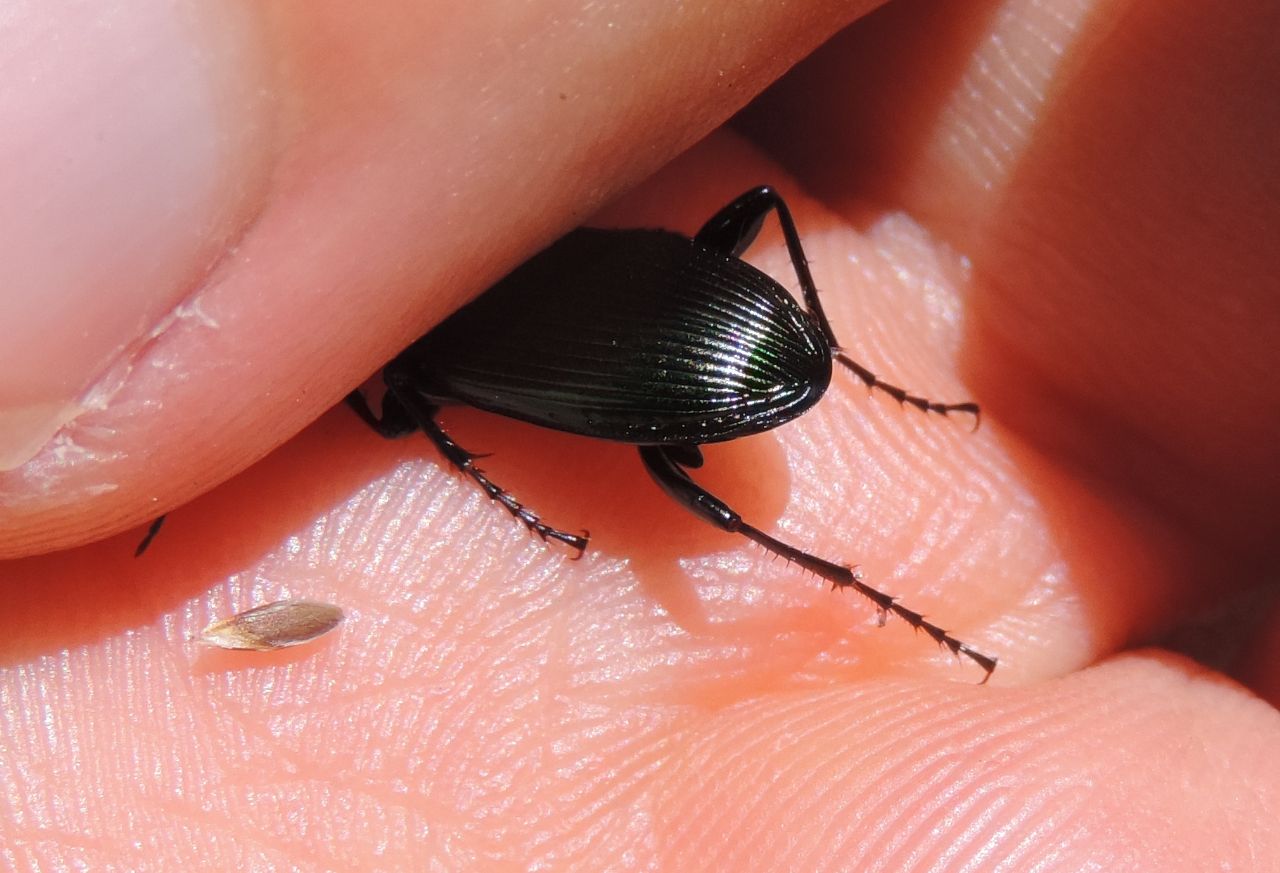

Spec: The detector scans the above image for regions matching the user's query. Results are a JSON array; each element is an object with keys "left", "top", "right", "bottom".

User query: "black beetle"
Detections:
[{"left": 348, "top": 186, "right": 995, "bottom": 678}]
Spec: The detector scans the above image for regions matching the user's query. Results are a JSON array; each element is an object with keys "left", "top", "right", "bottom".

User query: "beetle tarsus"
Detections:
[
  {"left": 835, "top": 353, "right": 981, "bottom": 426},
  {"left": 366, "top": 375, "right": 590, "bottom": 556},
  {"left": 847, "top": 575, "right": 995, "bottom": 681},
  {"left": 481, "top": 468, "right": 582, "bottom": 546}
]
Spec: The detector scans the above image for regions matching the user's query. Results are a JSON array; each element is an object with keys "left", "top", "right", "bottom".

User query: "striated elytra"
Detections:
[
  {"left": 350, "top": 186, "right": 995, "bottom": 679},
  {"left": 403, "top": 227, "right": 832, "bottom": 445}
]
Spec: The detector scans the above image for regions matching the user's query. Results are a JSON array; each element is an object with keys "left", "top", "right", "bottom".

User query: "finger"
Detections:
[
  {"left": 739, "top": 0, "right": 1280, "bottom": 669},
  {"left": 655, "top": 652, "right": 1280, "bottom": 872},
  {"left": 0, "top": 0, "right": 872, "bottom": 558}
]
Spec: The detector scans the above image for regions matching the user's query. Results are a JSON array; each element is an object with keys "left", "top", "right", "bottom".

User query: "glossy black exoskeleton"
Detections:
[{"left": 348, "top": 186, "right": 995, "bottom": 678}]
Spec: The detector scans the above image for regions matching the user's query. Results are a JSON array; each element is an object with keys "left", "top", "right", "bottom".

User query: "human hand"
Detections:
[{"left": 3, "top": 1, "right": 1278, "bottom": 869}]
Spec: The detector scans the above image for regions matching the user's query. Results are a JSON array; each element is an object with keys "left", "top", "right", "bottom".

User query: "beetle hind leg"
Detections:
[
  {"left": 639, "top": 444, "right": 995, "bottom": 680},
  {"left": 380, "top": 377, "right": 589, "bottom": 555}
]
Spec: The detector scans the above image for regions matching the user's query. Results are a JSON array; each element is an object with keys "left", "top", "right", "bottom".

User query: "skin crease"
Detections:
[{"left": 2, "top": 0, "right": 1280, "bottom": 871}]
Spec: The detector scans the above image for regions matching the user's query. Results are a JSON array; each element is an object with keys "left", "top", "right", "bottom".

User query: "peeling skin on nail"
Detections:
[
  {"left": 174, "top": 294, "right": 221, "bottom": 330},
  {"left": 0, "top": 286, "right": 214, "bottom": 477},
  {"left": 0, "top": 4, "right": 270, "bottom": 477},
  {"left": 47, "top": 432, "right": 120, "bottom": 466},
  {"left": 0, "top": 425, "right": 127, "bottom": 501},
  {"left": 81, "top": 361, "right": 132, "bottom": 413},
  {"left": 0, "top": 401, "right": 82, "bottom": 471},
  {"left": 82, "top": 483, "right": 120, "bottom": 497},
  {"left": 0, "top": 339, "right": 135, "bottom": 474}
]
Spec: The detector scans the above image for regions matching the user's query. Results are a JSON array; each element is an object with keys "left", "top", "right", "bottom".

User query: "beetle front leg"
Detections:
[
  {"left": 695, "top": 186, "right": 828, "bottom": 331},
  {"left": 697, "top": 187, "right": 980, "bottom": 425},
  {"left": 639, "top": 444, "right": 996, "bottom": 680},
  {"left": 381, "top": 373, "right": 589, "bottom": 555}
]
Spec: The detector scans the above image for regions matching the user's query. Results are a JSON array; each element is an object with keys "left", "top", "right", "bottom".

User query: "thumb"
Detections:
[{"left": 0, "top": 0, "right": 867, "bottom": 558}]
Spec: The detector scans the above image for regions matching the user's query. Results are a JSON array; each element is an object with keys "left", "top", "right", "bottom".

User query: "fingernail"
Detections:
[{"left": 0, "top": 3, "right": 272, "bottom": 470}]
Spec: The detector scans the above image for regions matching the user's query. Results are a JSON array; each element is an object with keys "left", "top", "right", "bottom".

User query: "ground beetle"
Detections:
[{"left": 347, "top": 186, "right": 995, "bottom": 678}]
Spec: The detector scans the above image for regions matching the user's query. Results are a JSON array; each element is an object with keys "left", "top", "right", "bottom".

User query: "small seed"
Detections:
[{"left": 199, "top": 600, "right": 345, "bottom": 651}]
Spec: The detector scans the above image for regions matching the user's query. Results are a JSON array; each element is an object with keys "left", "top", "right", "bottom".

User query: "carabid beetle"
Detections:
[{"left": 348, "top": 186, "right": 995, "bottom": 678}]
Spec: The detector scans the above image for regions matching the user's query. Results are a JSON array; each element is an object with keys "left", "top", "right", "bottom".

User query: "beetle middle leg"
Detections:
[
  {"left": 695, "top": 186, "right": 980, "bottom": 424},
  {"left": 346, "top": 388, "right": 418, "bottom": 439},
  {"left": 357, "top": 370, "right": 589, "bottom": 554},
  {"left": 639, "top": 444, "right": 996, "bottom": 679},
  {"left": 133, "top": 514, "right": 167, "bottom": 557}
]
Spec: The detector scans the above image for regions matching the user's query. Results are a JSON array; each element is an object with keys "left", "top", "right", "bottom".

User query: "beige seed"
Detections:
[{"left": 199, "top": 600, "right": 345, "bottom": 651}]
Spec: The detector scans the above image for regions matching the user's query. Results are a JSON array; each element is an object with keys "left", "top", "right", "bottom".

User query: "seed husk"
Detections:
[{"left": 199, "top": 600, "right": 345, "bottom": 651}]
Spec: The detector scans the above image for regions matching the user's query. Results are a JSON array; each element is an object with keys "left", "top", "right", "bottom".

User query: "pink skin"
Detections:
[{"left": 3, "top": 0, "right": 1279, "bottom": 869}]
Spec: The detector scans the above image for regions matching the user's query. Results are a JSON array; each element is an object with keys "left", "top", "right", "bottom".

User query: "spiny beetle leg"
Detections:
[
  {"left": 381, "top": 371, "right": 589, "bottom": 555},
  {"left": 694, "top": 186, "right": 775, "bottom": 257},
  {"left": 835, "top": 353, "right": 982, "bottom": 428},
  {"left": 697, "top": 186, "right": 981, "bottom": 427},
  {"left": 346, "top": 389, "right": 418, "bottom": 439},
  {"left": 639, "top": 444, "right": 996, "bottom": 680},
  {"left": 694, "top": 186, "right": 832, "bottom": 343},
  {"left": 134, "top": 515, "right": 166, "bottom": 557},
  {"left": 665, "top": 444, "right": 705, "bottom": 469}
]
